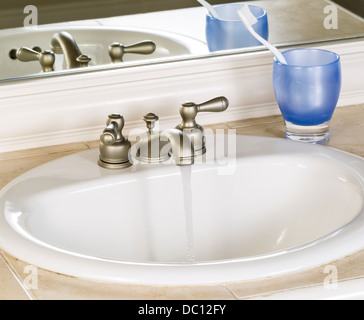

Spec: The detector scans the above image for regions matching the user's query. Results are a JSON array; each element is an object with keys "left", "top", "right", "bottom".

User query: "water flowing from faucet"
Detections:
[{"left": 180, "top": 166, "right": 195, "bottom": 263}]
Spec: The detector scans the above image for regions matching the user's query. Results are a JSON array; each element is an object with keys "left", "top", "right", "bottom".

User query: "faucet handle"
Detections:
[
  {"left": 99, "top": 114, "right": 131, "bottom": 169},
  {"left": 14, "top": 47, "right": 40, "bottom": 62},
  {"left": 196, "top": 96, "right": 229, "bottom": 113},
  {"left": 109, "top": 41, "right": 156, "bottom": 63},
  {"left": 14, "top": 47, "right": 55, "bottom": 72},
  {"left": 143, "top": 113, "right": 159, "bottom": 134},
  {"left": 177, "top": 97, "right": 229, "bottom": 129},
  {"left": 101, "top": 114, "right": 126, "bottom": 144},
  {"left": 101, "top": 123, "right": 118, "bottom": 145},
  {"left": 176, "top": 97, "right": 229, "bottom": 156}
]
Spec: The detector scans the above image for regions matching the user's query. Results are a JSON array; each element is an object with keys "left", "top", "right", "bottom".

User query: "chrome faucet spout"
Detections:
[
  {"left": 51, "top": 32, "right": 88, "bottom": 69},
  {"left": 161, "top": 129, "right": 195, "bottom": 166}
]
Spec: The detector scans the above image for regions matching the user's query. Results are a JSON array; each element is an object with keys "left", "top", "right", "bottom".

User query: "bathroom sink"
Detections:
[
  {"left": 1, "top": 135, "right": 364, "bottom": 285},
  {"left": 0, "top": 26, "right": 208, "bottom": 80}
]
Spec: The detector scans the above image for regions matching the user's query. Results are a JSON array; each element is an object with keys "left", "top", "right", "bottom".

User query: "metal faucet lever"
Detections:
[
  {"left": 109, "top": 41, "right": 156, "bottom": 63},
  {"left": 176, "top": 97, "right": 229, "bottom": 155},
  {"left": 14, "top": 47, "right": 55, "bottom": 73}
]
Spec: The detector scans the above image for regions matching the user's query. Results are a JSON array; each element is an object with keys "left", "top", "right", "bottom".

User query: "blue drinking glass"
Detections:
[
  {"left": 206, "top": 3, "right": 269, "bottom": 52},
  {"left": 273, "top": 49, "right": 342, "bottom": 144}
]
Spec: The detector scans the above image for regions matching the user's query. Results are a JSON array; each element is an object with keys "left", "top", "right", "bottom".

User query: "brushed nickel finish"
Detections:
[
  {"left": 176, "top": 97, "right": 229, "bottom": 155},
  {"left": 143, "top": 112, "right": 159, "bottom": 133},
  {"left": 76, "top": 54, "right": 92, "bottom": 68},
  {"left": 98, "top": 111, "right": 194, "bottom": 168},
  {"left": 50, "top": 31, "right": 86, "bottom": 69},
  {"left": 98, "top": 114, "right": 132, "bottom": 169},
  {"left": 98, "top": 97, "right": 227, "bottom": 170},
  {"left": 15, "top": 47, "right": 55, "bottom": 73},
  {"left": 109, "top": 41, "right": 156, "bottom": 63},
  {"left": 136, "top": 112, "right": 194, "bottom": 166}
]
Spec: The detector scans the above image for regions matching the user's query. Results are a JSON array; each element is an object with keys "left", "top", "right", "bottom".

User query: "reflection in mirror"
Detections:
[{"left": 0, "top": 0, "right": 363, "bottom": 82}]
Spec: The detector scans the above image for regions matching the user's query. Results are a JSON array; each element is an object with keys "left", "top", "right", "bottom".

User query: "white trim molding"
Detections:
[{"left": 1, "top": 39, "right": 364, "bottom": 153}]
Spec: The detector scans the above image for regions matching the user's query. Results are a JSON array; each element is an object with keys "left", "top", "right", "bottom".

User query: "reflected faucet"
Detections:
[
  {"left": 12, "top": 47, "right": 55, "bottom": 73},
  {"left": 50, "top": 31, "right": 91, "bottom": 69},
  {"left": 109, "top": 41, "right": 157, "bottom": 63}
]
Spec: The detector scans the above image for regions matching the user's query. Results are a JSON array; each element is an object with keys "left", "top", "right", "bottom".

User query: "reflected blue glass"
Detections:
[
  {"left": 206, "top": 3, "right": 269, "bottom": 52},
  {"left": 273, "top": 49, "right": 342, "bottom": 127}
]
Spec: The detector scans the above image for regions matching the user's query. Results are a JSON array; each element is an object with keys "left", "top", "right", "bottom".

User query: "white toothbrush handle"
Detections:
[
  {"left": 237, "top": 11, "right": 288, "bottom": 64},
  {"left": 197, "top": 0, "right": 219, "bottom": 19},
  {"left": 252, "top": 29, "right": 288, "bottom": 64}
]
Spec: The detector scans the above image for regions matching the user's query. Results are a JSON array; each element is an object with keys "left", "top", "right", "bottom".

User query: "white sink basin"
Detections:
[
  {"left": 1, "top": 135, "right": 364, "bottom": 285},
  {"left": 0, "top": 26, "right": 208, "bottom": 80}
]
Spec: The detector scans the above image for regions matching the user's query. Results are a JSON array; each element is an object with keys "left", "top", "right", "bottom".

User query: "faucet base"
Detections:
[
  {"left": 194, "top": 147, "right": 206, "bottom": 157},
  {"left": 98, "top": 159, "right": 132, "bottom": 170}
]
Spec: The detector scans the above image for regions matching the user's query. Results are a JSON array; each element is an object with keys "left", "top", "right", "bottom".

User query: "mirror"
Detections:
[{"left": 1, "top": 0, "right": 363, "bottom": 82}]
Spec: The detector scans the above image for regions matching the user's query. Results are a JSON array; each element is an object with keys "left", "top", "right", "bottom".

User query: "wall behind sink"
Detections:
[
  {"left": 332, "top": 0, "right": 364, "bottom": 18},
  {"left": 0, "top": 0, "right": 235, "bottom": 29}
]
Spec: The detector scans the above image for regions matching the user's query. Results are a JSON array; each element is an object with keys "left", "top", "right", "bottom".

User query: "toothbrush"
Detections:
[
  {"left": 196, "top": 0, "right": 220, "bottom": 19},
  {"left": 237, "top": 5, "right": 288, "bottom": 64}
]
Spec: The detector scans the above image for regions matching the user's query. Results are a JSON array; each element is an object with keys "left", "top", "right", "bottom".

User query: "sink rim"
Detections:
[{"left": 1, "top": 135, "right": 364, "bottom": 286}]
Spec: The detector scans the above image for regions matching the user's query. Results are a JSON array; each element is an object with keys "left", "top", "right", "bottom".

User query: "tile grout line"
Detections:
[
  {"left": 0, "top": 252, "right": 35, "bottom": 300},
  {"left": 222, "top": 284, "right": 239, "bottom": 300}
]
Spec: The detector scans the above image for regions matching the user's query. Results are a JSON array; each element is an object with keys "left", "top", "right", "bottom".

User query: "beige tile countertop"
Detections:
[{"left": 1, "top": 104, "right": 364, "bottom": 300}]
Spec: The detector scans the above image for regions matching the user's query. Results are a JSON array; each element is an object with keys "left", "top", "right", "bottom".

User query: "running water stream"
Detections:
[{"left": 180, "top": 166, "right": 195, "bottom": 263}]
